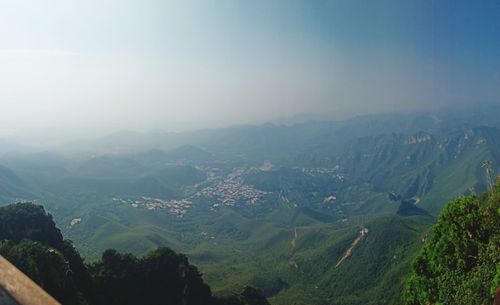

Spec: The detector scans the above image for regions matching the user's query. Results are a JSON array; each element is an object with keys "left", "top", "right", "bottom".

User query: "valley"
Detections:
[
  {"left": 0, "top": 107, "right": 498, "bottom": 304},
  {"left": 1, "top": 1, "right": 499, "bottom": 303}
]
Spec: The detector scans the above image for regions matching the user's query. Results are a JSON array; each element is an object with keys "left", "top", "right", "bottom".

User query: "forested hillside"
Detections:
[
  {"left": 0, "top": 202, "right": 269, "bottom": 305},
  {"left": 2, "top": 185, "right": 497, "bottom": 305},
  {"left": 403, "top": 180, "right": 500, "bottom": 305},
  {"left": 0, "top": 108, "right": 498, "bottom": 305}
]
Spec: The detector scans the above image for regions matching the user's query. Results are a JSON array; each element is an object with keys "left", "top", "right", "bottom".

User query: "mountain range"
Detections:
[{"left": 0, "top": 105, "right": 498, "bottom": 304}]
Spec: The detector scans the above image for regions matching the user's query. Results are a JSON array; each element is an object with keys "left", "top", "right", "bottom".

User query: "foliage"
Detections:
[
  {"left": 240, "top": 286, "right": 271, "bottom": 305},
  {"left": 0, "top": 111, "right": 498, "bottom": 305},
  {"left": 0, "top": 239, "right": 88, "bottom": 305},
  {"left": 403, "top": 182, "right": 500, "bottom": 305},
  {"left": 88, "top": 247, "right": 214, "bottom": 305},
  {"left": 187, "top": 212, "right": 432, "bottom": 305},
  {"left": 0, "top": 202, "right": 267, "bottom": 305},
  {"left": 0, "top": 202, "right": 64, "bottom": 248}
]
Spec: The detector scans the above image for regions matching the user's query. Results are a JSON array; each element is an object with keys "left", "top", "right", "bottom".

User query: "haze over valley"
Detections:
[
  {"left": 1, "top": 105, "right": 499, "bottom": 304},
  {"left": 0, "top": 1, "right": 499, "bottom": 305}
]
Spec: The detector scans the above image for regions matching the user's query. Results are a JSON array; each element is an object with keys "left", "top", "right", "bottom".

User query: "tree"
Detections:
[
  {"left": 239, "top": 286, "right": 270, "bottom": 305},
  {"left": 403, "top": 181, "right": 500, "bottom": 305},
  {"left": 89, "top": 247, "right": 216, "bottom": 305},
  {"left": 0, "top": 202, "right": 269, "bottom": 305}
]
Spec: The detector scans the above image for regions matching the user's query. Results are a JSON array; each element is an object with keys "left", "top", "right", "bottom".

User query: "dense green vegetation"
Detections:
[
  {"left": 0, "top": 202, "right": 268, "bottom": 305},
  {"left": 0, "top": 108, "right": 498, "bottom": 304},
  {"left": 403, "top": 181, "right": 500, "bottom": 305},
  {"left": 0, "top": 201, "right": 432, "bottom": 305}
]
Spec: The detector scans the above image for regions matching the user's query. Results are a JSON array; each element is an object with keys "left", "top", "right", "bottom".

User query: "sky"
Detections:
[{"left": 0, "top": 0, "right": 499, "bottom": 137}]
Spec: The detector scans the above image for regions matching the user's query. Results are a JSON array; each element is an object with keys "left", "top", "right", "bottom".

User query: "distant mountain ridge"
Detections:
[
  {"left": 54, "top": 105, "right": 500, "bottom": 156},
  {"left": 329, "top": 126, "right": 500, "bottom": 213},
  {"left": 0, "top": 106, "right": 498, "bottom": 305},
  {"left": 0, "top": 164, "right": 33, "bottom": 202}
]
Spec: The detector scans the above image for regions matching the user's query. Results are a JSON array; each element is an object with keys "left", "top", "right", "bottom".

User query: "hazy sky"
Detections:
[{"left": 0, "top": 0, "right": 499, "bottom": 136}]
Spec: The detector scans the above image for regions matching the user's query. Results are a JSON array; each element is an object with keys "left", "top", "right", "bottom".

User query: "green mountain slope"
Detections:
[
  {"left": 0, "top": 202, "right": 269, "bottom": 305},
  {"left": 403, "top": 182, "right": 500, "bottom": 305},
  {"left": 0, "top": 165, "right": 34, "bottom": 202},
  {"left": 186, "top": 212, "right": 433, "bottom": 305},
  {"left": 0, "top": 108, "right": 497, "bottom": 305},
  {"left": 323, "top": 126, "right": 500, "bottom": 214}
]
